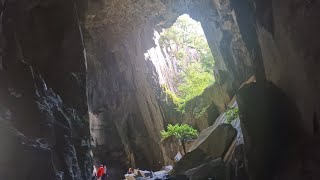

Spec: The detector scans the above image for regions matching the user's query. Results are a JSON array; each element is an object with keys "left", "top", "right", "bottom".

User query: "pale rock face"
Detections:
[
  {"left": 189, "top": 124, "right": 237, "bottom": 159},
  {"left": 144, "top": 30, "right": 179, "bottom": 92}
]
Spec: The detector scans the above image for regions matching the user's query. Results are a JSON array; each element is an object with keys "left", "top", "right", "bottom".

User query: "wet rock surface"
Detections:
[
  {"left": 0, "top": 67, "right": 92, "bottom": 180},
  {"left": 0, "top": 0, "right": 91, "bottom": 179}
]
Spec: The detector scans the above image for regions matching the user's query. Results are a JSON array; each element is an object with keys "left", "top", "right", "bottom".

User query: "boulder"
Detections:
[
  {"left": 170, "top": 149, "right": 212, "bottom": 176},
  {"left": 125, "top": 174, "right": 136, "bottom": 180},
  {"left": 185, "top": 158, "right": 225, "bottom": 180},
  {"left": 153, "top": 170, "right": 170, "bottom": 179},
  {"left": 171, "top": 124, "right": 237, "bottom": 177},
  {"left": 237, "top": 82, "right": 301, "bottom": 179},
  {"left": 189, "top": 123, "right": 237, "bottom": 159}
]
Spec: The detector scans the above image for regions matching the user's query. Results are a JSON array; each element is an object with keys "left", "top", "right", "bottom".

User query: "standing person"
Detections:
[
  {"left": 92, "top": 166, "right": 97, "bottom": 180},
  {"left": 102, "top": 165, "right": 107, "bottom": 180},
  {"left": 97, "top": 165, "right": 104, "bottom": 180}
]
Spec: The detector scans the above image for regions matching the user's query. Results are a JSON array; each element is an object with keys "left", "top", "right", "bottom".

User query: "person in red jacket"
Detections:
[{"left": 97, "top": 165, "right": 104, "bottom": 180}]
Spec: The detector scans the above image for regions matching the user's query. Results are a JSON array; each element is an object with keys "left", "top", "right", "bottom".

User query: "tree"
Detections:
[
  {"left": 160, "top": 124, "right": 198, "bottom": 154},
  {"left": 159, "top": 14, "right": 215, "bottom": 113}
]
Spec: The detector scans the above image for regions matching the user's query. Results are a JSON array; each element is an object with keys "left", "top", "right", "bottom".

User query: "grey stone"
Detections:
[
  {"left": 189, "top": 124, "right": 237, "bottom": 159},
  {"left": 185, "top": 158, "right": 225, "bottom": 180}
]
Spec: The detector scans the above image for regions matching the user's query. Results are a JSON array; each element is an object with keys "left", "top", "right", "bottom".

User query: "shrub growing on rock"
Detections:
[
  {"left": 226, "top": 107, "right": 239, "bottom": 124},
  {"left": 161, "top": 124, "right": 198, "bottom": 154}
]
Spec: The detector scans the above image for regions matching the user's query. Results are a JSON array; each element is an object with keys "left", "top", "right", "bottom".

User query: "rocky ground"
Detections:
[{"left": 124, "top": 168, "right": 171, "bottom": 180}]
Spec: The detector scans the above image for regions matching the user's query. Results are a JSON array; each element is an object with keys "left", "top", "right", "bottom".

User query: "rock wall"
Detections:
[
  {"left": 230, "top": 0, "right": 320, "bottom": 178},
  {"left": 143, "top": 15, "right": 250, "bottom": 130},
  {"left": 3, "top": 0, "right": 320, "bottom": 178},
  {"left": 157, "top": 1, "right": 255, "bottom": 131},
  {"left": 0, "top": 0, "right": 91, "bottom": 180},
  {"left": 183, "top": 83, "right": 231, "bottom": 130},
  {"left": 231, "top": 0, "right": 320, "bottom": 135},
  {"left": 86, "top": 22, "right": 168, "bottom": 178},
  {"left": 237, "top": 82, "right": 301, "bottom": 179},
  {"left": 144, "top": 30, "right": 180, "bottom": 93},
  {"left": 85, "top": 0, "right": 256, "bottom": 174},
  {"left": 144, "top": 1, "right": 255, "bottom": 131}
]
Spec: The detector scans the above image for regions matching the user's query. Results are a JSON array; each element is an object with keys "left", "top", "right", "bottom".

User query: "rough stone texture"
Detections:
[
  {"left": 160, "top": 136, "right": 193, "bottom": 162},
  {"left": 170, "top": 149, "right": 212, "bottom": 176},
  {"left": 189, "top": 124, "right": 237, "bottom": 159},
  {"left": 0, "top": 0, "right": 91, "bottom": 179},
  {"left": 183, "top": 83, "right": 231, "bottom": 130},
  {"left": 227, "top": 0, "right": 320, "bottom": 179},
  {"left": 144, "top": 31, "right": 180, "bottom": 93},
  {"left": 228, "top": 144, "right": 248, "bottom": 180},
  {"left": 171, "top": 122, "right": 236, "bottom": 177},
  {"left": 143, "top": 30, "right": 183, "bottom": 126},
  {"left": 185, "top": 158, "right": 226, "bottom": 180},
  {"left": 237, "top": 82, "right": 301, "bottom": 179},
  {"left": 85, "top": 1, "right": 254, "bottom": 174},
  {"left": 85, "top": 0, "right": 320, "bottom": 177},
  {"left": 4, "top": 0, "right": 320, "bottom": 178},
  {"left": 231, "top": 0, "right": 320, "bottom": 135},
  {"left": 87, "top": 22, "right": 168, "bottom": 177},
  {"left": 143, "top": 28, "right": 231, "bottom": 130}
]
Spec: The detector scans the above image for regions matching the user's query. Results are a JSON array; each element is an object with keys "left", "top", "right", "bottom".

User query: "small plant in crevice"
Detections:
[
  {"left": 193, "top": 101, "right": 210, "bottom": 119},
  {"left": 160, "top": 123, "right": 198, "bottom": 154},
  {"left": 161, "top": 84, "right": 180, "bottom": 106},
  {"left": 226, "top": 107, "right": 239, "bottom": 124}
]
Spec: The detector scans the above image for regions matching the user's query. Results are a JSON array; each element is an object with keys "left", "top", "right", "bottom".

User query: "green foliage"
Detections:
[
  {"left": 177, "top": 62, "right": 214, "bottom": 112},
  {"left": 159, "top": 14, "right": 215, "bottom": 113},
  {"left": 200, "top": 50, "right": 215, "bottom": 74},
  {"left": 161, "top": 84, "right": 181, "bottom": 106},
  {"left": 193, "top": 103, "right": 210, "bottom": 119},
  {"left": 226, "top": 107, "right": 239, "bottom": 124},
  {"left": 160, "top": 124, "right": 198, "bottom": 142}
]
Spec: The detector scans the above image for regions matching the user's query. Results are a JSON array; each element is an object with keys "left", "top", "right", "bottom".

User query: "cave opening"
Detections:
[
  {"left": 144, "top": 14, "right": 216, "bottom": 114},
  {"left": 2, "top": 0, "right": 320, "bottom": 179},
  {"left": 86, "top": 1, "right": 255, "bottom": 178}
]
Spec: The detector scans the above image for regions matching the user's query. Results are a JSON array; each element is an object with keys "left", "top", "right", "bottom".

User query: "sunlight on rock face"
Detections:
[{"left": 144, "top": 14, "right": 215, "bottom": 113}]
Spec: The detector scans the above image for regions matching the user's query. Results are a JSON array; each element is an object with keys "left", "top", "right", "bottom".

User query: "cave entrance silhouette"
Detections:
[{"left": 143, "top": 14, "right": 216, "bottom": 114}]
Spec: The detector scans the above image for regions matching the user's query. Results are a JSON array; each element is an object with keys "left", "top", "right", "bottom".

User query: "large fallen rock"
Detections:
[
  {"left": 171, "top": 124, "right": 237, "bottom": 176},
  {"left": 189, "top": 123, "right": 237, "bottom": 159},
  {"left": 185, "top": 158, "right": 226, "bottom": 180},
  {"left": 170, "top": 149, "right": 212, "bottom": 176},
  {"left": 237, "top": 82, "right": 301, "bottom": 179}
]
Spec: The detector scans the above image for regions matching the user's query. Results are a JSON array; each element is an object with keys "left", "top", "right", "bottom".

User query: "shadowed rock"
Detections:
[{"left": 237, "top": 81, "right": 301, "bottom": 179}]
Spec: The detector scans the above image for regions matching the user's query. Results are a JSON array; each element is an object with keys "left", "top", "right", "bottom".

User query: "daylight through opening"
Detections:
[{"left": 145, "top": 14, "right": 215, "bottom": 113}]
